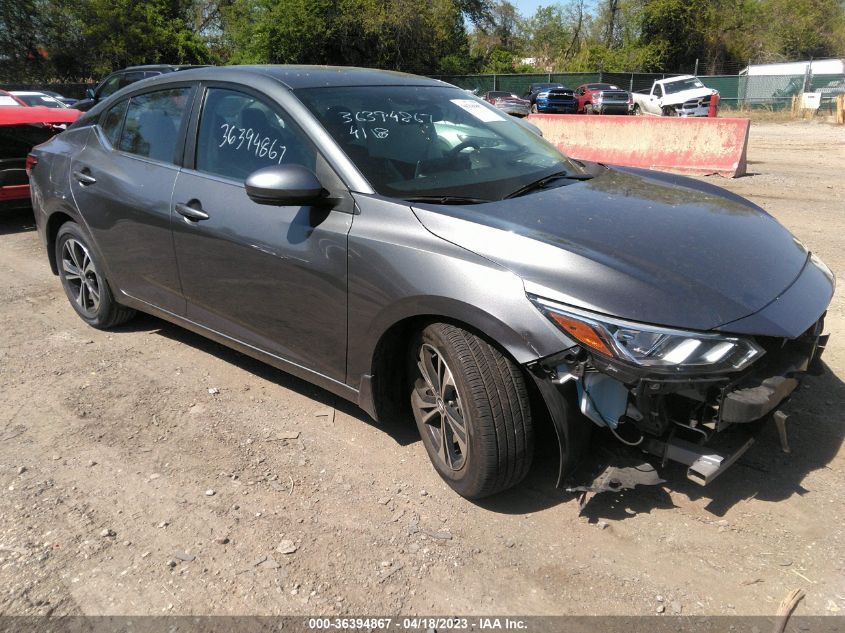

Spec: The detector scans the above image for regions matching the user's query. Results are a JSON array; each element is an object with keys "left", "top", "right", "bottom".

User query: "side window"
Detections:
[
  {"left": 118, "top": 88, "right": 191, "bottom": 163},
  {"left": 195, "top": 87, "right": 316, "bottom": 182},
  {"left": 100, "top": 99, "right": 128, "bottom": 148},
  {"left": 98, "top": 75, "right": 122, "bottom": 99},
  {"left": 119, "top": 72, "right": 146, "bottom": 90},
  {"left": 656, "top": 85, "right": 664, "bottom": 98}
]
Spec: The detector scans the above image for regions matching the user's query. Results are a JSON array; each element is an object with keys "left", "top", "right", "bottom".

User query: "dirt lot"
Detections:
[{"left": 1, "top": 121, "right": 844, "bottom": 618}]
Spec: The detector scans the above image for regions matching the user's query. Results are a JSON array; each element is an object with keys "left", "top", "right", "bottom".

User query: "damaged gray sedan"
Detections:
[{"left": 29, "top": 66, "right": 833, "bottom": 499}]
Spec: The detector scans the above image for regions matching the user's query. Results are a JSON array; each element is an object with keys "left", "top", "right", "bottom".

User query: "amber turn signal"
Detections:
[{"left": 548, "top": 312, "right": 613, "bottom": 357}]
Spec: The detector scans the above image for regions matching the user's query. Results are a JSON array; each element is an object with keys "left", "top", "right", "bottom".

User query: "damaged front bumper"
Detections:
[{"left": 527, "top": 317, "right": 829, "bottom": 489}]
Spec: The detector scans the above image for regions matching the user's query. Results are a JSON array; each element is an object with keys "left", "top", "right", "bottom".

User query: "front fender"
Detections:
[{"left": 346, "top": 194, "right": 573, "bottom": 390}]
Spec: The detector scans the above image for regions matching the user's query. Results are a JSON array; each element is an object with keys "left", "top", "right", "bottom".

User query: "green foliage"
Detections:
[
  {"left": 79, "top": 0, "right": 213, "bottom": 75},
  {"left": 2, "top": 0, "right": 844, "bottom": 83},
  {"left": 0, "top": 0, "right": 50, "bottom": 81},
  {"left": 221, "top": 0, "right": 472, "bottom": 73}
]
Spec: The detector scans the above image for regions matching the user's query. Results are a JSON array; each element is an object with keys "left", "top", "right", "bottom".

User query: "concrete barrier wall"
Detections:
[{"left": 527, "top": 114, "right": 750, "bottom": 177}]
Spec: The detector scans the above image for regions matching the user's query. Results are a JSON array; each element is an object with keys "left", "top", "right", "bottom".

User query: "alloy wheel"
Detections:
[
  {"left": 61, "top": 238, "right": 101, "bottom": 316},
  {"left": 412, "top": 343, "right": 468, "bottom": 471}
]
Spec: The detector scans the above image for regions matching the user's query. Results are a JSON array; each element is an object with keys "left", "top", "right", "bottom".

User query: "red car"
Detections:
[
  {"left": 574, "top": 83, "right": 632, "bottom": 115},
  {"left": 0, "top": 102, "right": 81, "bottom": 210}
]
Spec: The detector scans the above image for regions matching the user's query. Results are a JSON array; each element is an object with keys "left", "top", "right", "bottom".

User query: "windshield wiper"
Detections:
[
  {"left": 404, "top": 196, "right": 490, "bottom": 205},
  {"left": 505, "top": 170, "right": 594, "bottom": 199}
]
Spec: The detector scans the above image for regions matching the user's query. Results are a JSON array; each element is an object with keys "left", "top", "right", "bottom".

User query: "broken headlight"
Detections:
[{"left": 531, "top": 296, "right": 765, "bottom": 373}]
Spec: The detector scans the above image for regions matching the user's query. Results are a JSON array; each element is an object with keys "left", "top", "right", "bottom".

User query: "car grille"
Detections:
[{"left": 683, "top": 96, "right": 712, "bottom": 108}]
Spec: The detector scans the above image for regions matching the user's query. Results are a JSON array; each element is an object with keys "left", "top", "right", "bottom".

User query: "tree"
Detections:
[{"left": 0, "top": 0, "right": 49, "bottom": 81}]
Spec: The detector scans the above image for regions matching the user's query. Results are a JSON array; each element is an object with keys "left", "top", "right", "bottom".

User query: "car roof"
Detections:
[
  {"left": 10, "top": 91, "right": 50, "bottom": 96},
  {"left": 118, "top": 64, "right": 209, "bottom": 72},
  {"left": 131, "top": 65, "right": 448, "bottom": 90},
  {"left": 656, "top": 75, "right": 695, "bottom": 84}
]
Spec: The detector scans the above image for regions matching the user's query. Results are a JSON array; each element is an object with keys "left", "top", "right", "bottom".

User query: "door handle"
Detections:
[
  {"left": 72, "top": 170, "right": 97, "bottom": 185},
  {"left": 175, "top": 202, "right": 209, "bottom": 222}
]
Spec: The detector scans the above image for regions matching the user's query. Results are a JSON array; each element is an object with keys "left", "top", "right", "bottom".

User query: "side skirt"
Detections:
[{"left": 117, "top": 292, "right": 361, "bottom": 407}]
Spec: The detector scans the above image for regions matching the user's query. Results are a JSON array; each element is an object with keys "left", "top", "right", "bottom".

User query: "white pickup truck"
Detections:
[{"left": 631, "top": 75, "right": 718, "bottom": 117}]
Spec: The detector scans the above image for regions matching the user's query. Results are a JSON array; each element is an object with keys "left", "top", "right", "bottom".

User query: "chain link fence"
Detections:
[
  {"left": 429, "top": 71, "right": 845, "bottom": 112},
  {"left": 4, "top": 72, "right": 845, "bottom": 112}
]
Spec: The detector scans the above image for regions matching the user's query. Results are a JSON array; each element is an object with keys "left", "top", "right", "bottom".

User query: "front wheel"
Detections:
[
  {"left": 56, "top": 222, "right": 135, "bottom": 329},
  {"left": 584, "top": 103, "right": 594, "bottom": 115},
  {"left": 409, "top": 323, "right": 534, "bottom": 499},
  {"left": 632, "top": 104, "right": 641, "bottom": 115},
  {"left": 530, "top": 103, "right": 538, "bottom": 114}
]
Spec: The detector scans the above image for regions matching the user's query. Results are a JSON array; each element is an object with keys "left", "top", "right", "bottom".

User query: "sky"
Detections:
[{"left": 510, "top": 0, "right": 549, "bottom": 15}]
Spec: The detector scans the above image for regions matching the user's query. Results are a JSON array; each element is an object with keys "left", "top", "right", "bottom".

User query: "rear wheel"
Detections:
[
  {"left": 56, "top": 222, "right": 135, "bottom": 329},
  {"left": 530, "top": 103, "right": 538, "bottom": 114},
  {"left": 409, "top": 323, "right": 534, "bottom": 499}
]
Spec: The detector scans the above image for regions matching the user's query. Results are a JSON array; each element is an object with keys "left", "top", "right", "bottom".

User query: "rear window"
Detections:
[{"left": 100, "top": 100, "right": 128, "bottom": 148}]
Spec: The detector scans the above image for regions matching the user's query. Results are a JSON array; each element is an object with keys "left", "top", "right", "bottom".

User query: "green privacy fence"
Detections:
[{"left": 430, "top": 71, "right": 845, "bottom": 111}]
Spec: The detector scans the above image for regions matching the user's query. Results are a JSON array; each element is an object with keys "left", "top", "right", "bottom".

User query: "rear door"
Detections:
[
  {"left": 170, "top": 84, "right": 353, "bottom": 382},
  {"left": 69, "top": 85, "right": 195, "bottom": 314}
]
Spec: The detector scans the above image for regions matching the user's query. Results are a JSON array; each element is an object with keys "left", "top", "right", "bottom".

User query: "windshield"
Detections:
[
  {"left": 296, "top": 85, "right": 575, "bottom": 201},
  {"left": 663, "top": 78, "right": 705, "bottom": 94},
  {"left": 15, "top": 94, "right": 67, "bottom": 108}
]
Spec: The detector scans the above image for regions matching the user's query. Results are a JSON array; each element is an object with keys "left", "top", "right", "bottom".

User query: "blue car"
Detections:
[{"left": 525, "top": 83, "right": 578, "bottom": 114}]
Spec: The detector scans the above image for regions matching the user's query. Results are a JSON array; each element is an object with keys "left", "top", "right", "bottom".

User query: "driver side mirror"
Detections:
[
  {"left": 86, "top": 88, "right": 96, "bottom": 100},
  {"left": 245, "top": 164, "right": 325, "bottom": 206}
]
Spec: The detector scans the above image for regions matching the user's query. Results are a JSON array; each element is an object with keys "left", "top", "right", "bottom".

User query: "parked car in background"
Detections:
[
  {"left": 11, "top": 91, "right": 70, "bottom": 109},
  {"left": 28, "top": 66, "right": 833, "bottom": 500},
  {"left": 1, "top": 106, "right": 80, "bottom": 210},
  {"left": 524, "top": 83, "right": 577, "bottom": 113},
  {"left": 482, "top": 91, "right": 530, "bottom": 117},
  {"left": 631, "top": 75, "right": 717, "bottom": 116},
  {"left": 0, "top": 90, "right": 25, "bottom": 107},
  {"left": 41, "top": 90, "right": 78, "bottom": 107},
  {"left": 73, "top": 64, "right": 209, "bottom": 111},
  {"left": 574, "top": 83, "right": 631, "bottom": 114}
]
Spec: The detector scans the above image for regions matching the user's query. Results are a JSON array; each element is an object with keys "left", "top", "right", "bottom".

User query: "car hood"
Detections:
[
  {"left": 662, "top": 87, "right": 714, "bottom": 104},
  {"left": 411, "top": 165, "right": 811, "bottom": 333}
]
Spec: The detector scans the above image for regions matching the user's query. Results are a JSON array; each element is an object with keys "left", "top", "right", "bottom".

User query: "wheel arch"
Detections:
[
  {"left": 356, "top": 296, "right": 545, "bottom": 424},
  {"left": 44, "top": 206, "right": 83, "bottom": 275}
]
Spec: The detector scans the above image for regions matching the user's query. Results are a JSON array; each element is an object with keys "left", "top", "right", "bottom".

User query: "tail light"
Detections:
[{"left": 25, "top": 154, "right": 38, "bottom": 176}]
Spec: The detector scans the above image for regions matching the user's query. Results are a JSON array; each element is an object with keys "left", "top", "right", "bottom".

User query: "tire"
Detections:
[
  {"left": 409, "top": 323, "right": 534, "bottom": 499},
  {"left": 530, "top": 103, "right": 538, "bottom": 114},
  {"left": 584, "top": 103, "right": 593, "bottom": 114},
  {"left": 55, "top": 222, "right": 135, "bottom": 329},
  {"left": 632, "top": 104, "right": 641, "bottom": 115}
]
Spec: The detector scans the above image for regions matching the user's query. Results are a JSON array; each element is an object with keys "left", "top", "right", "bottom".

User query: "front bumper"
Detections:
[
  {"left": 529, "top": 316, "right": 828, "bottom": 488},
  {"left": 595, "top": 101, "right": 629, "bottom": 114},
  {"left": 537, "top": 101, "right": 577, "bottom": 113},
  {"left": 676, "top": 104, "right": 710, "bottom": 117}
]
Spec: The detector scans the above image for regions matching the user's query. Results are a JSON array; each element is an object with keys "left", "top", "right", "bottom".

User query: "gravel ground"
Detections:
[{"left": 0, "top": 121, "right": 843, "bottom": 617}]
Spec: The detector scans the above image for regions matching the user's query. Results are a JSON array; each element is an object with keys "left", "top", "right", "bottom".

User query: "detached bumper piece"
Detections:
[{"left": 643, "top": 435, "right": 755, "bottom": 486}]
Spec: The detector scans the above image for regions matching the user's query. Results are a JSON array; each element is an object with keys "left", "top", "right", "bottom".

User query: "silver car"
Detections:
[{"left": 28, "top": 66, "right": 833, "bottom": 499}]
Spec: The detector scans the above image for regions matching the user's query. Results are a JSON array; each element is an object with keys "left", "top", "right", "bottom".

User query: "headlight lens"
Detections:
[{"left": 531, "top": 296, "right": 765, "bottom": 372}]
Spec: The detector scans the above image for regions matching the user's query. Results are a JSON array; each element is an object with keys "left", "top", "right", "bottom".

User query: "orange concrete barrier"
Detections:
[{"left": 528, "top": 114, "right": 750, "bottom": 177}]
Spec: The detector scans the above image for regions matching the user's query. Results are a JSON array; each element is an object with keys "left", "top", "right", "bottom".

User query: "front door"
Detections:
[
  {"left": 69, "top": 86, "right": 194, "bottom": 314},
  {"left": 171, "top": 86, "right": 352, "bottom": 382}
]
